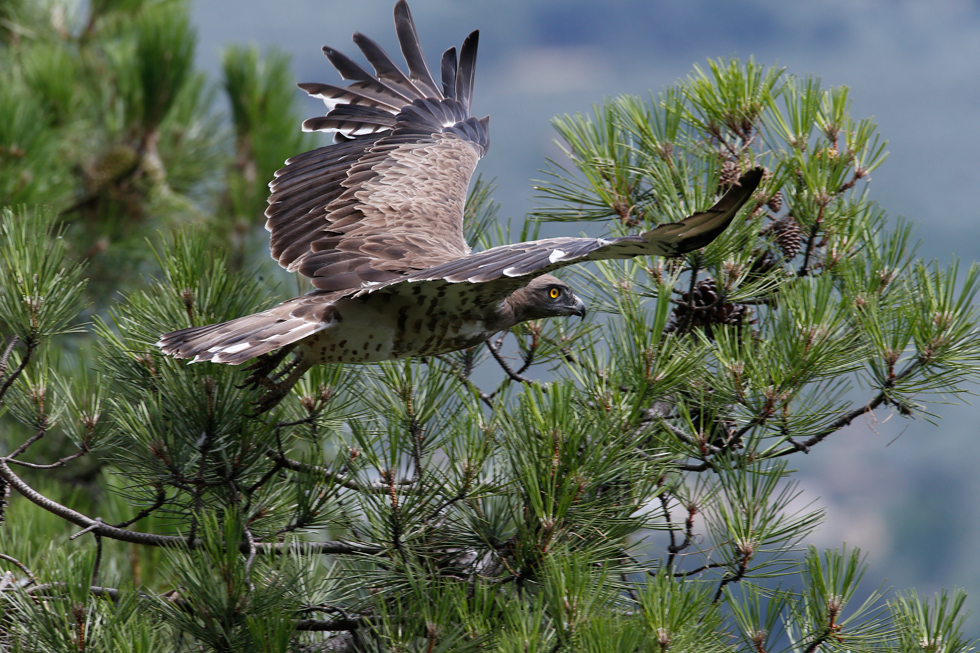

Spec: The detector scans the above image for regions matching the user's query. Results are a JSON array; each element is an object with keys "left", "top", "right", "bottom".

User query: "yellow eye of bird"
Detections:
[{"left": 549, "top": 287, "right": 560, "bottom": 299}]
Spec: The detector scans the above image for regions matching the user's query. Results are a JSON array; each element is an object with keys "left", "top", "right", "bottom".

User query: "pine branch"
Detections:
[
  {"left": 770, "top": 359, "right": 924, "bottom": 458},
  {"left": 486, "top": 337, "right": 535, "bottom": 385},
  {"left": 264, "top": 449, "right": 417, "bottom": 494},
  {"left": 796, "top": 206, "right": 824, "bottom": 277},
  {"left": 26, "top": 583, "right": 123, "bottom": 601},
  {"left": 0, "top": 457, "right": 379, "bottom": 554}
]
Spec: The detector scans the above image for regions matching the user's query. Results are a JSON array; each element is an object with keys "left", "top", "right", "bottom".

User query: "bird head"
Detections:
[{"left": 507, "top": 274, "right": 586, "bottom": 323}]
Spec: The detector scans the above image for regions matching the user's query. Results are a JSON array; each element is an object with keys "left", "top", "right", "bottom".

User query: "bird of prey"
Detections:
[{"left": 157, "top": 1, "right": 763, "bottom": 412}]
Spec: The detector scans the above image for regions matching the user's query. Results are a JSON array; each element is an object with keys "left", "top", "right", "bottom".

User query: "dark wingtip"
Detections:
[
  {"left": 739, "top": 166, "right": 765, "bottom": 190},
  {"left": 456, "top": 29, "right": 479, "bottom": 111},
  {"left": 641, "top": 166, "right": 766, "bottom": 256},
  {"left": 441, "top": 46, "right": 457, "bottom": 98}
]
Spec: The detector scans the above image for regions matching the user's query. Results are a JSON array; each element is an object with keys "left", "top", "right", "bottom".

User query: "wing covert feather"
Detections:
[
  {"left": 356, "top": 168, "right": 764, "bottom": 294},
  {"left": 265, "top": 0, "right": 488, "bottom": 292}
]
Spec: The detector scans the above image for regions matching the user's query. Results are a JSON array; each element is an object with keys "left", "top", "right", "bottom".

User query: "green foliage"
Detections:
[
  {"left": 132, "top": 3, "right": 196, "bottom": 133},
  {"left": 0, "top": 0, "right": 313, "bottom": 300},
  {"left": 0, "top": 206, "right": 88, "bottom": 345},
  {"left": 221, "top": 43, "right": 317, "bottom": 253},
  {"left": 1, "top": 548, "right": 170, "bottom": 653},
  {"left": 784, "top": 546, "right": 887, "bottom": 651},
  {"left": 0, "top": 79, "right": 72, "bottom": 206},
  {"left": 1, "top": 17, "right": 978, "bottom": 653},
  {"left": 150, "top": 513, "right": 305, "bottom": 651},
  {"left": 891, "top": 589, "right": 976, "bottom": 653}
]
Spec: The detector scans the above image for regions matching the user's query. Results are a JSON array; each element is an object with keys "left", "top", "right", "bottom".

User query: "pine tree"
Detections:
[{"left": 2, "top": 5, "right": 979, "bottom": 652}]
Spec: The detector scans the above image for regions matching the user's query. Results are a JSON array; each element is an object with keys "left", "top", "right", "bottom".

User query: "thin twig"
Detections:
[
  {"left": 669, "top": 561, "right": 727, "bottom": 578},
  {"left": 387, "top": 469, "right": 402, "bottom": 554},
  {"left": 797, "top": 207, "right": 824, "bottom": 277},
  {"left": 712, "top": 560, "right": 748, "bottom": 603},
  {"left": 677, "top": 256, "right": 702, "bottom": 334},
  {"left": 26, "top": 583, "right": 122, "bottom": 601},
  {"left": 803, "top": 629, "right": 835, "bottom": 653},
  {"left": 409, "top": 419, "right": 425, "bottom": 485},
  {"left": 91, "top": 535, "right": 103, "bottom": 589},
  {"left": 5, "top": 447, "right": 86, "bottom": 469},
  {"left": 0, "top": 553, "right": 38, "bottom": 587},
  {"left": 6, "top": 427, "right": 46, "bottom": 461},
  {"left": 659, "top": 420, "right": 722, "bottom": 456},
  {"left": 112, "top": 486, "right": 167, "bottom": 529},
  {"left": 188, "top": 428, "right": 213, "bottom": 546},
  {"left": 431, "top": 356, "right": 494, "bottom": 408},
  {"left": 485, "top": 339, "right": 534, "bottom": 385},
  {"left": 669, "top": 505, "right": 698, "bottom": 557},
  {"left": 680, "top": 461, "right": 714, "bottom": 472},
  {"left": 70, "top": 518, "right": 104, "bottom": 540},
  {"left": 274, "top": 416, "right": 320, "bottom": 429},
  {"left": 0, "top": 336, "right": 19, "bottom": 380},
  {"left": 770, "top": 360, "right": 922, "bottom": 458},
  {"left": 246, "top": 461, "right": 285, "bottom": 495},
  {"left": 425, "top": 486, "right": 469, "bottom": 524},
  {"left": 836, "top": 169, "right": 866, "bottom": 195},
  {"left": 264, "top": 449, "right": 407, "bottom": 493},
  {"left": 659, "top": 492, "right": 679, "bottom": 569},
  {"left": 0, "top": 338, "right": 33, "bottom": 403},
  {"left": 516, "top": 329, "right": 539, "bottom": 375}
]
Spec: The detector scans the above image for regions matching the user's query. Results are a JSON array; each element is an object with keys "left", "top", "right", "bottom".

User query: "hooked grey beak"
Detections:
[{"left": 570, "top": 295, "right": 587, "bottom": 320}]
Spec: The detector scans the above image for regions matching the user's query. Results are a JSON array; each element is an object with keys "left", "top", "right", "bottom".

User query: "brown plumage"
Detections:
[{"left": 157, "top": 1, "right": 763, "bottom": 412}]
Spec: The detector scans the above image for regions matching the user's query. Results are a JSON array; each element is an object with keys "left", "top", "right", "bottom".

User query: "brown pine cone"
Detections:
[
  {"left": 718, "top": 160, "right": 739, "bottom": 189},
  {"left": 767, "top": 190, "right": 784, "bottom": 213},
  {"left": 771, "top": 215, "right": 804, "bottom": 260},
  {"left": 666, "top": 278, "right": 752, "bottom": 336}
]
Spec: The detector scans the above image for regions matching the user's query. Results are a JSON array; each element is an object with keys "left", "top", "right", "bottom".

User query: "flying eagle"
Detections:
[{"left": 158, "top": 1, "right": 763, "bottom": 411}]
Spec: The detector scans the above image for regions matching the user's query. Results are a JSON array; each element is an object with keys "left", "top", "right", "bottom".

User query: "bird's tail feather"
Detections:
[{"left": 157, "top": 299, "right": 328, "bottom": 365}]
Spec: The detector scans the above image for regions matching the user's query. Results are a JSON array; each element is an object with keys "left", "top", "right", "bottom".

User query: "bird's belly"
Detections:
[{"left": 296, "top": 296, "right": 495, "bottom": 364}]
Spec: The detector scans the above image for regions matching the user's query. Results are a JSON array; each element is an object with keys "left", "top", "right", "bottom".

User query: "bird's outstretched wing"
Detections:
[
  {"left": 265, "top": 0, "right": 487, "bottom": 292},
  {"left": 360, "top": 168, "right": 764, "bottom": 297}
]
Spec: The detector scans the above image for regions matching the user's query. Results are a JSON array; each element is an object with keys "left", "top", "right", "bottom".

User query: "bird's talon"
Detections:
[{"left": 245, "top": 383, "right": 291, "bottom": 417}]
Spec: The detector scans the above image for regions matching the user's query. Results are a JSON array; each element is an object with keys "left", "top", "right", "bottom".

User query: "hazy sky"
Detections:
[{"left": 191, "top": 0, "right": 980, "bottom": 633}]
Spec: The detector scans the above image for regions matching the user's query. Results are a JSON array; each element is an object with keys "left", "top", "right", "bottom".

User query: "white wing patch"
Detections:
[
  {"left": 302, "top": 123, "right": 378, "bottom": 136},
  {"left": 313, "top": 95, "right": 343, "bottom": 112},
  {"left": 548, "top": 249, "right": 566, "bottom": 263},
  {"left": 210, "top": 341, "right": 252, "bottom": 355}
]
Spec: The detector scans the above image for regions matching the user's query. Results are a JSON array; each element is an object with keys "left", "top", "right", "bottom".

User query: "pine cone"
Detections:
[
  {"left": 666, "top": 278, "right": 752, "bottom": 336},
  {"left": 748, "top": 249, "right": 779, "bottom": 278},
  {"left": 771, "top": 215, "right": 804, "bottom": 259},
  {"left": 766, "top": 190, "right": 783, "bottom": 213},
  {"left": 718, "top": 160, "right": 739, "bottom": 190}
]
